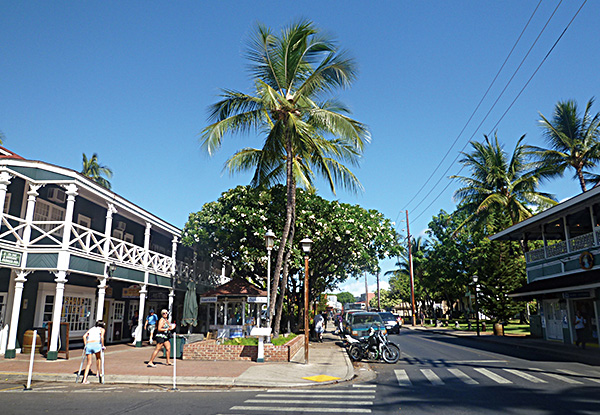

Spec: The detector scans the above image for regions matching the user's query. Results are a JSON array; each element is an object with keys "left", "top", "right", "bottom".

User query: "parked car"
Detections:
[
  {"left": 345, "top": 312, "right": 387, "bottom": 339},
  {"left": 342, "top": 309, "right": 362, "bottom": 334},
  {"left": 378, "top": 311, "right": 401, "bottom": 334}
]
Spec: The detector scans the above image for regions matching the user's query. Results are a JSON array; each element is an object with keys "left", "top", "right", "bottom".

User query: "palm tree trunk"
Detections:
[
  {"left": 268, "top": 135, "right": 295, "bottom": 324},
  {"left": 273, "top": 202, "right": 296, "bottom": 336},
  {"left": 577, "top": 168, "right": 587, "bottom": 192}
]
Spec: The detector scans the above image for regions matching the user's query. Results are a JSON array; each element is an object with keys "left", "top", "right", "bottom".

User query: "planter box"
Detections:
[{"left": 182, "top": 334, "right": 303, "bottom": 362}]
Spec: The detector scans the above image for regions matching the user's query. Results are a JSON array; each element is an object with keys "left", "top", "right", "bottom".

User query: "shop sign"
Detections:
[
  {"left": 563, "top": 290, "right": 593, "bottom": 299},
  {"left": 247, "top": 296, "right": 267, "bottom": 303},
  {"left": 105, "top": 287, "right": 113, "bottom": 298},
  {"left": 0, "top": 249, "right": 22, "bottom": 267},
  {"left": 123, "top": 285, "right": 141, "bottom": 298},
  {"left": 200, "top": 297, "right": 218, "bottom": 303}
]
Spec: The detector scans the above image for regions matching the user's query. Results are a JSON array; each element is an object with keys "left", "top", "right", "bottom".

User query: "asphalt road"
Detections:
[{"left": 1, "top": 329, "right": 599, "bottom": 414}]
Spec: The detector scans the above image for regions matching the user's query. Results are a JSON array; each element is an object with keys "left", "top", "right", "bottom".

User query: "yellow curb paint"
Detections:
[
  {"left": 302, "top": 374, "right": 341, "bottom": 382},
  {"left": 0, "top": 386, "right": 23, "bottom": 391}
]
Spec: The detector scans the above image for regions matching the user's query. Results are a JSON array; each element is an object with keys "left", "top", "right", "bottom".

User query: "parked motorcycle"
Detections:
[{"left": 346, "top": 326, "right": 401, "bottom": 364}]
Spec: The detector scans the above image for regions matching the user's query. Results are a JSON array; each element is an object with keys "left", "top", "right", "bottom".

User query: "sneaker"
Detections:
[{"left": 147, "top": 363, "right": 156, "bottom": 367}]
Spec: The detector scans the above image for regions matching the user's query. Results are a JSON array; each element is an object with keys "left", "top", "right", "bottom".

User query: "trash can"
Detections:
[{"left": 162, "top": 335, "right": 186, "bottom": 359}]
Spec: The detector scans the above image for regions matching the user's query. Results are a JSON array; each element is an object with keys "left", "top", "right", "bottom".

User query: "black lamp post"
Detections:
[{"left": 300, "top": 237, "right": 312, "bottom": 364}]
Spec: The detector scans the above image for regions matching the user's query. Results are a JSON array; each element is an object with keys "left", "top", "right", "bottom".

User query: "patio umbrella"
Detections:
[{"left": 181, "top": 280, "right": 198, "bottom": 333}]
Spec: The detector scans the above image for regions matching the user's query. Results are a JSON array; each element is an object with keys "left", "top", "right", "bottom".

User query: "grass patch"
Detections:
[{"left": 222, "top": 333, "right": 297, "bottom": 346}]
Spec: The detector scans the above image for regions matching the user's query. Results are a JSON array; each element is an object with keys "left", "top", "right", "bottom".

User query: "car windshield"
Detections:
[
  {"left": 379, "top": 312, "right": 395, "bottom": 320},
  {"left": 353, "top": 314, "right": 383, "bottom": 325}
]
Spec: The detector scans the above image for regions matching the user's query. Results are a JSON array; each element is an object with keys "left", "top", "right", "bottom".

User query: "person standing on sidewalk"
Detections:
[
  {"left": 147, "top": 309, "right": 176, "bottom": 367},
  {"left": 82, "top": 321, "right": 106, "bottom": 384},
  {"left": 574, "top": 310, "right": 587, "bottom": 349},
  {"left": 144, "top": 309, "right": 158, "bottom": 345}
]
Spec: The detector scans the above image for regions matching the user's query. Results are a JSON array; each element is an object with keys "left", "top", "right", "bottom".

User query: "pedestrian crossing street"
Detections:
[
  {"left": 393, "top": 366, "right": 600, "bottom": 387},
  {"left": 224, "top": 385, "right": 377, "bottom": 414}
]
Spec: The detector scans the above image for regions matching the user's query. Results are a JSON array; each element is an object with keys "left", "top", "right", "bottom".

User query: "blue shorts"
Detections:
[{"left": 85, "top": 342, "right": 102, "bottom": 355}]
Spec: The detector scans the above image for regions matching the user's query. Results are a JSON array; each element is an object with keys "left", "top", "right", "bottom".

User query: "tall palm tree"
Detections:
[
  {"left": 451, "top": 134, "right": 556, "bottom": 234},
  {"left": 532, "top": 98, "right": 600, "bottom": 192},
  {"left": 200, "top": 21, "right": 369, "bottom": 332},
  {"left": 81, "top": 153, "right": 113, "bottom": 190}
]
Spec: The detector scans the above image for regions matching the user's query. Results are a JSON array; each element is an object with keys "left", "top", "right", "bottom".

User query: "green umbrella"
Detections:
[{"left": 181, "top": 281, "right": 198, "bottom": 331}]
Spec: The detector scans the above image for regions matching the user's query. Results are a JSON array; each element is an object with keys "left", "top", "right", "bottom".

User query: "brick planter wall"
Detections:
[{"left": 183, "top": 334, "right": 304, "bottom": 362}]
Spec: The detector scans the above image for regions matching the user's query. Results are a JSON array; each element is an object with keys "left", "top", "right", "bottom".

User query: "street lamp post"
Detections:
[
  {"left": 300, "top": 237, "right": 313, "bottom": 364},
  {"left": 264, "top": 230, "right": 275, "bottom": 327},
  {"left": 472, "top": 275, "right": 480, "bottom": 336}
]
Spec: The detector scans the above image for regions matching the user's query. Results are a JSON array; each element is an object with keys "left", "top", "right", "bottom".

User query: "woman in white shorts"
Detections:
[{"left": 82, "top": 321, "right": 106, "bottom": 384}]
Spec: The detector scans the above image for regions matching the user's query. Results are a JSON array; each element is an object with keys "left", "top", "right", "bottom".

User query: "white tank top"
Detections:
[{"left": 87, "top": 327, "right": 102, "bottom": 343}]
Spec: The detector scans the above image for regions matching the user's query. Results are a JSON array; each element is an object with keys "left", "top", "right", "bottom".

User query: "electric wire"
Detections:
[
  {"left": 398, "top": 0, "right": 544, "bottom": 222},
  {"left": 411, "top": 0, "right": 587, "bottom": 224}
]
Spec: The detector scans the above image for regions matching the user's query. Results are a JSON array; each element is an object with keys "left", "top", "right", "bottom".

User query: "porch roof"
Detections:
[
  {"left": 509, "top": 270, "right": 600, "bottom": 299},
  {"left": 200, "top": 277, "right": 267, "bottom": 298},
  {"left": 491, "top": 185, "right": 600, "bottom": 242}
]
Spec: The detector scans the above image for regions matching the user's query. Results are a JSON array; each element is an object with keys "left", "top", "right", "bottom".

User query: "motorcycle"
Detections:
[{"left": 346, "top": 326, "right": 401, "bottom": 364}]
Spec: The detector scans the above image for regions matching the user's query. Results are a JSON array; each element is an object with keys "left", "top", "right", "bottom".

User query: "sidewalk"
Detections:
[
  {"left": 0, "top": 330, "right": 354, "bottom": 387},
  {"left": 406, "top": 325, "right": 600, "bottom": 366}
]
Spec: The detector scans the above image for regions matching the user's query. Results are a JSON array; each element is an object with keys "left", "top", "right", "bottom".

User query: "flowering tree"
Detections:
[{"left": 182, "top": 185, "right": 400, "bottom": 334}]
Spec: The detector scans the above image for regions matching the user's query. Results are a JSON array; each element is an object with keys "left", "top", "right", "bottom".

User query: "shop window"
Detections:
[
  {"left": 61, "top": 296, "right": 93, "bottom": 333},
  {"left": 42, "top": 295, "right": 54, "bottom": 323},
  {"left": 3, "top": 193, "right": 10, "bottom": 214},
  {"left": 0, "top": 292, "right": 7, "bottom": 324}
]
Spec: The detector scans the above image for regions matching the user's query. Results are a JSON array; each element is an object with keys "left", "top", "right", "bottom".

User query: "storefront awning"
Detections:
[{"left": 510, "top": 271, "right": 600, "bottom": 298}]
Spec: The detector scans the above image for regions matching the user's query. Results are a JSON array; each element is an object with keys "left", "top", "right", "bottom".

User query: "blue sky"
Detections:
[{"left": 2, "top": 1, "right": 598, "bottom": 296}]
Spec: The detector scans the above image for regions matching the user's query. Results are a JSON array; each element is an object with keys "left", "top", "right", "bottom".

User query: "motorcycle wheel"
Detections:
[
  {"left": 348, "top": 344, "right": 363, "bottom": 361},
  {"left": 382, "top": 343, "right": 401, "bottom": 364}
]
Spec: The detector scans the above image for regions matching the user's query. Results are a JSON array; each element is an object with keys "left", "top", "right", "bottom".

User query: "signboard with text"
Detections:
[{"left": 0, "top": 249, "right": 22, "bottom": 267}]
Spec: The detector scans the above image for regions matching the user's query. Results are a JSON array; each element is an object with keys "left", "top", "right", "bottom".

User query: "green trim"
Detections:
[
  {"left": 113, "top": 267, "right": 144, "bottom": 283},
  {"left": 46, "top": 351, "right": 58, "bottom": 361},
  {"left": 70, "top": 255, "right": 104, "bottom": 276},
  {"left": 4, "top": 349, "right": 16, "bottom": 359},
  {"left": 26, "top": 253, "right": 58, "bottom": 268},
  {"left": 10, "top": 166, "right": 73, "bottom": 182}
]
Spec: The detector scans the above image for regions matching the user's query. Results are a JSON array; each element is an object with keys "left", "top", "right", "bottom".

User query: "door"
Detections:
[
  {"left": 109, "top": 300, "right": 125, "bottom": 342},
  {"left": 544, "top": 300, "right": 564, "bottom": 341},
  {"left": 128, "top": 301, "right": 139, "bottom": 339}
]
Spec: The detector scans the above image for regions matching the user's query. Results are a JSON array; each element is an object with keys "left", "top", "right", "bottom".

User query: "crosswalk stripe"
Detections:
[
  {"left": 448, "top": 368, "right": 478, "bottom": 384},
  {"left": 245, "top": 399, "right": 373, "bottom": 405},
  {"left": 543, "top": 373, "right": 583, "bottom": 384},
  {"left": 474, "top": 368, "right": 512, "bottom": 384},
  {"left": 503, "top": 369, "right": 547, "bottom": 383},
  {"left": 266, "top": 389, "right": 372, "bottom": 394},
  {"left": 230, "top": 406, "right": 371, "bottom": 413},
  {"left": 421, "top": 369, "right": 444, "bottom": 385},
  {"left": 353, "top": 384, "right": 377, "bottom": 388},
  {"left": 395, "top": 369, "right": 412, "bottom": 387},
  {"left": 557, "top": 369, "right": 583, "bottom": 376},
  {"left": 256, "top": 394, "right": 375, "bottom": 399}
]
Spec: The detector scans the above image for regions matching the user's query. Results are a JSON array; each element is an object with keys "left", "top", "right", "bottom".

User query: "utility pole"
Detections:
[
  {"left": 364, "top": 271, "right": 369, "bottom": 311},
  {"left": 376, "top": 270, "right": 380, "bottom": 311},
  {"left": 406, "top": 210, "right": 416, "bottom": 326}
]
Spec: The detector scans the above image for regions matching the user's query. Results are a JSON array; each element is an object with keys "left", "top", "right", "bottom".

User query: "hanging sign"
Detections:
[
  {"left": 200, "top": 297, "right": 218, "bottom": 303},
  {"left": 123, "top": 285, "right": 141, "bottom": 298},
  {"left": 247, "top": 296, "right": 267, "bottom": 303},
  {"left": 0, "top": 249, "right": 22, "bottom": 267}
]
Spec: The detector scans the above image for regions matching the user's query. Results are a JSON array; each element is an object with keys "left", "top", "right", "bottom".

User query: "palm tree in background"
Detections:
[
  {"left": 200, "top": 20, "right": 369, "bottom": 333},
  {"left": 451, "top": 134, "right": 556, "bottom": 234},
  {"left": 531, "top": 98, "right": 600, "bottom": 192},
  {"left": 81, "top": 153, "right": 113, "bottom": 190}
]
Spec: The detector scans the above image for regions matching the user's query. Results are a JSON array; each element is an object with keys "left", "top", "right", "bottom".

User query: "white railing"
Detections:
[
  {"left": 546, "top": 240, "right": 567, "bottom": 258},
  {"left": 0, "top": 218, "right": 175, "bottom": 276},
  {"left": 569, "top": 232, "right": 595, "bottom": 252}
]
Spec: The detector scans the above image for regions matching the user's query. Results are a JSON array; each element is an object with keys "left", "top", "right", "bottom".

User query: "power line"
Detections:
[
  {"left": 410, "top": 0, "right": 588, "bottom": 224},
  {"left": 397, "top": 0, "right": 543, "bottom": 222}
]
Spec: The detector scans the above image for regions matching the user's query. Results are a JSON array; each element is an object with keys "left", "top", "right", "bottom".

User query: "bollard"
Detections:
[{"left": 24, "top": 329, "right": 37, "bottom": 390}]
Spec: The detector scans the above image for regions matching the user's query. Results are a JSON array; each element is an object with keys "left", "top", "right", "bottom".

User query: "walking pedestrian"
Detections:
[
  {"left": 574, "top": 310, "right": 587, "bottom": 349},
  {"left": 129, "top": 310, "right": 139, "bottom": 345},
  {"left": 314, "top": 312, "right": 324, "bottom": 342},
  {"left": 81, "top": 321, "right": 105, "bottom": 384},
  {"left": 147, "top": 309, "right": 176, "bottom": 367},
  {"left": 144, "top": 309, "right": 158, "bottom": 345}
]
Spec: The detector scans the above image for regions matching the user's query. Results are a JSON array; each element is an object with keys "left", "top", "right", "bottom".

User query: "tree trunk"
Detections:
[
  {"left": 273, "top": 203, "right": 296, "bottom": 336},
  {"left": 268, "top": 135, "right": 295, "bottom": 325},
  {"left": 578, "top": 167, "right": 587, "bottom": 192}
]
